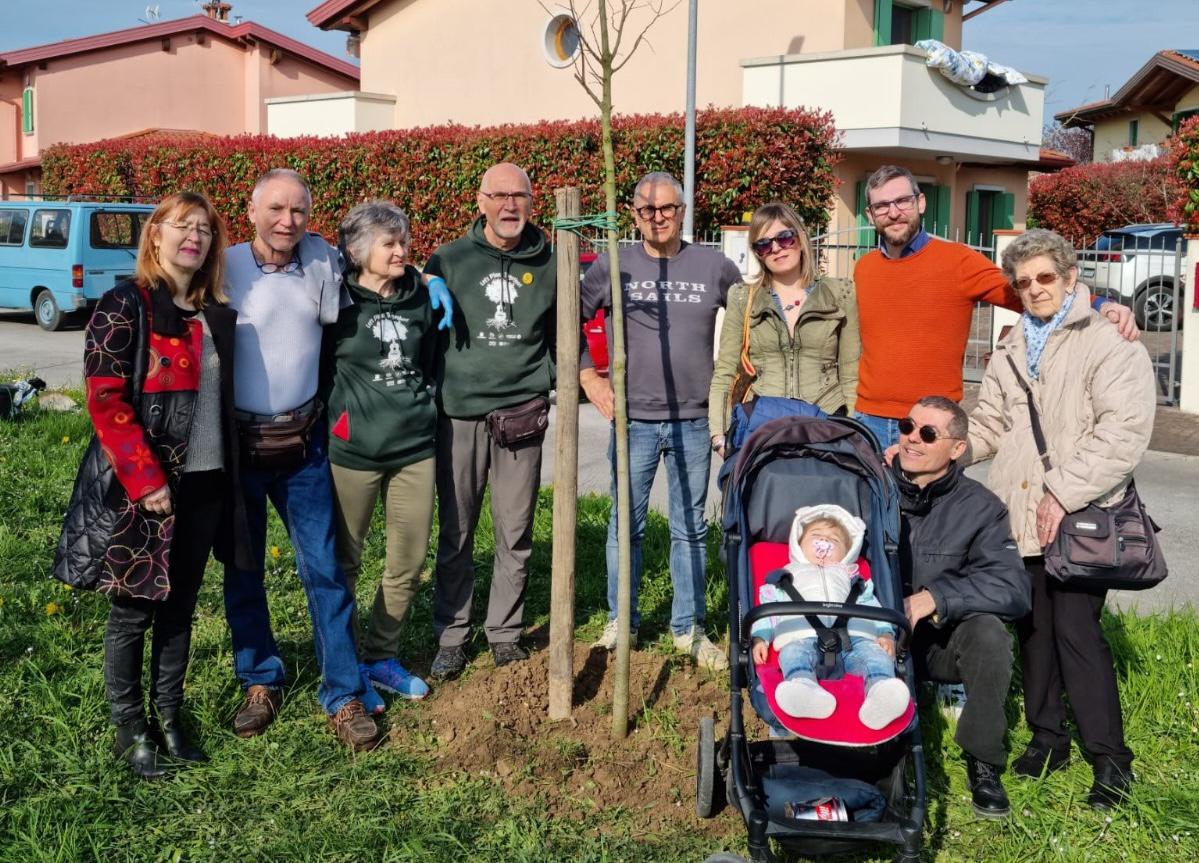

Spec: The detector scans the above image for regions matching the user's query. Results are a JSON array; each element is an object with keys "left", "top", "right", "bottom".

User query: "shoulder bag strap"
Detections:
[
  {"left": 739, "top": 282, "right": 757, "bottom": 377},
  {"left": 1003, "top": 353, "right": 1052, "bottom": 474}
]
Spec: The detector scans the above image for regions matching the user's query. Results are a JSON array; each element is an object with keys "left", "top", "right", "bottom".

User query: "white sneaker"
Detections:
[
  {"left": 672, "top": 627, "right": 729, "bottom": 671},
  {"left": 859, "top": 678, "right": 911, "bottom": 730},
  {"left": 775, "top": 677, "right": 836, "bottom": 719},
  {"left": 591, "top": 619, "right": 637, "bottom": 651},
  {"left": 938, "top": 682, "right": 967, "bottom": 720}
]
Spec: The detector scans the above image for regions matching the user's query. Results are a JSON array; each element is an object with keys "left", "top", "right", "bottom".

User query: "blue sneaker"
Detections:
[
  {"left": 363, "top": 658, "right": 430, "bottom": 700},
  {"left": 357, "top": 666, "right": 386, "bottom": 715}
]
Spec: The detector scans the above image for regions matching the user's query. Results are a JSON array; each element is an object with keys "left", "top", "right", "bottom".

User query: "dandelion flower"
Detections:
[
  {"left": 46, "top": 602, "right": 63, "bottom": 616},
  {"left": 270, "top": 546, "right": 282, "bottom": 559},
  {"left": 62, "top": 583, "right": 72, "bottom": 592},
  {"left": 0, "top": 596, "right": 6, "bottom": 608},
  {"left": 61, "top": 435, "right": 71, "bottom": 444}
]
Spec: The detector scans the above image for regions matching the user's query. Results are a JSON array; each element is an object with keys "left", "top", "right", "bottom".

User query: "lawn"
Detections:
[{"left": 1, "top": 403, "right": 1197, "bottom": 863}]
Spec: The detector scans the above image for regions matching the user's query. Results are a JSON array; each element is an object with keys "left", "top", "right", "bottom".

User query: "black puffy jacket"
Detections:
[{"left": 893, "top": 459, "right": 1030, "bottom": 626}]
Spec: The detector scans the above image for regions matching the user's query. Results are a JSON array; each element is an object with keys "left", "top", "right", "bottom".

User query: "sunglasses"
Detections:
[
  {"left": 898, "top": 417, "right": 957, "bottom": 444},
  {"left": 1013, "top": 271, "right": 1060, "bottom": 292},
  {"left": 751, "top": 229, "right": 799, "bottom": 257}
]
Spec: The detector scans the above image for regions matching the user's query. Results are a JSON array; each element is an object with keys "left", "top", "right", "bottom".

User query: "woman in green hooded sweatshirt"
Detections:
[{"left": 322, "top": 200, "right": 438, "bottom": 701}]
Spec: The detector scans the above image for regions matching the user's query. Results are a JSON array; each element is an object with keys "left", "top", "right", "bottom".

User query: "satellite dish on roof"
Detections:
[{"left": 543, "top": 10, "right": 580, "bottom": 69}]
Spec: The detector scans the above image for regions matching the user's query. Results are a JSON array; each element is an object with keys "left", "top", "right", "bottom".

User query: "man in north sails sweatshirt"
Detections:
[{"left": 423, "top": 162, "right": 556, "bottom": 679}]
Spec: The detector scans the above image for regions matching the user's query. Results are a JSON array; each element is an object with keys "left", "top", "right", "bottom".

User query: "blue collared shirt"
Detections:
[{"left": 878, "top": 226, "right": 931, "bottom": 259}]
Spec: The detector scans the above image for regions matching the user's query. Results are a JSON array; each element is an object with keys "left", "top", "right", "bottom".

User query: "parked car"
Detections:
[
  {"left": 0, "top": 200, "right": 154, "bottom": 331},
  {"left": 1077, "top": 223, "right": 1185, "bottom": 332}
]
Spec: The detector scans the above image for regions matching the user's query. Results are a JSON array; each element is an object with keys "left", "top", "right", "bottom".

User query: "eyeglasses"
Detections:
[
  {"left": 751, "top": 229, "right": 800, "bottom": 257},
  {"left": 162, "top": 220, "right": 213, "bottom": 239},
  {"left": 480, "top": 191, "right": 533, "bottom": 204},
  {"left": 253, "top": 252, "right": 304, "bottom": 275},
  {"left": 632, "top": 203, "right": 682, "bottom": 220},
  {"left": 868, "top": 194, "right": 919, "bottom": 217},
  {"left": 898, "top": 417, "right": 958, "bottom": 444},
  {"left": 1013, "top": 271, "right": 1060, "bottom": 292}
]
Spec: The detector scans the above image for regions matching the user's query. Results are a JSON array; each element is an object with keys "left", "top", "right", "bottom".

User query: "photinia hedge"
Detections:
[
  {"left": 1027, "top": 156, "right": 1178, "bottom": 245},
  {"left": 41, "top": 107, "right": 840, "bottom": 261},
  {"left": 1168, "top": 115, "right": 1199, "bottom": 235}
]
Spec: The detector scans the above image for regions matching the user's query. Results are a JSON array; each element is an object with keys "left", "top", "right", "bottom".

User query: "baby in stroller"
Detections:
[{"left": 751, "top": 504, "right": 911, "bottom": 730}]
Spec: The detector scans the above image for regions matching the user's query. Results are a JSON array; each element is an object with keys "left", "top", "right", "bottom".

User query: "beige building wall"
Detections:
[
  {"left": 356, "top": 0, "right": 963, "bottom": 128},
  {"left": 268, "top": 92, "right": 397, "bottom": 138},
  {"left": 1093, "top": 112, "right": 1173, "bottom": 159},
  {"left": 0, "top": 78, "right": 19, "bottom": 165}
]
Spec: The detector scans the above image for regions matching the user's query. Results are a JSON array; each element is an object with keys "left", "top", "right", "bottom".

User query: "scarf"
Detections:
[{"left": 1022, "top": 289, "right": 1077, "bottom": 380}]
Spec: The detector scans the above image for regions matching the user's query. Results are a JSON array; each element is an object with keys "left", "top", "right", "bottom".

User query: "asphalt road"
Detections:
[{"left": 3, "top": 315, "right": 1193, "bottom": 615}]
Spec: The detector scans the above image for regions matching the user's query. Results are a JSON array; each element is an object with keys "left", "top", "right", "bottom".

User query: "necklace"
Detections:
[{"left": 772, "top": 290, "right": 802, "bottom": 313}]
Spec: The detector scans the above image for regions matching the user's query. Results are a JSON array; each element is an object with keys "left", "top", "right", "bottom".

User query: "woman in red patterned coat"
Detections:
[{"left": 56, "top": 192, "right": 250, "bottom": 778}]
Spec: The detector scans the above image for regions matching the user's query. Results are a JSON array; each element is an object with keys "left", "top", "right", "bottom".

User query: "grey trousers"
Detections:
[
  {"left": 330, "top": 457, "right": 435, "bottom": 663},
  {"left": 433, "top": 413, "right": 543, "bottom": 647}
]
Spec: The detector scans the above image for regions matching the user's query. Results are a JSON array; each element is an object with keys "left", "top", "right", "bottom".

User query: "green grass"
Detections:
[{"left": 2, "top": 403, "right": 1198, "bottom": 862}]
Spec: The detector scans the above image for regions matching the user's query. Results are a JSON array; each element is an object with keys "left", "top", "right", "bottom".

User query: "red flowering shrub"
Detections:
[
  {"left": 1028, "top": 157, "right": 1178, "bottom": 245},
  {"left": 1168, "top": 115, "right": 1199, "bottom": 235},
  {"left": 41, "top": 107, "right": 840, "bottom": 260}
]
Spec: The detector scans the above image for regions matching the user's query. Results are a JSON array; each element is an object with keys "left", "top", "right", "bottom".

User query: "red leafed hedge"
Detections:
[
  {"left": 40, "top": 107, "right": 840, "bottom": 261},
  {"left": 1168, "top": 115, "right": 1199, "bottom": 235},
  {"left": 1027, "top": 156, "right": 1178, "bottom": 245}
]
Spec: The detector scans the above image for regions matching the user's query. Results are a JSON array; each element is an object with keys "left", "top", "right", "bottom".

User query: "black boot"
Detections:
[
  {"left": 1012, "top": 740, "right": 1071, "bottom": 778},
  {"left": 966, "top": 756, "right": 1010, "bottom": 819},
  {"left": 1088, "top": 757, "right": 1132, "bottom": 810},
  {"left": 158, "top": 711, "right": 207, "bottom": 763},
  {"left": 113, "top": 721, "right": 167, "bottom": 780}
]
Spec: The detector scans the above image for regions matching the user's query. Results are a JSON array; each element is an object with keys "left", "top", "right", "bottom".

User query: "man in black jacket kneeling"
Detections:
[{"left": 889, "top": 395, "right": 1029, "bottom": 820}]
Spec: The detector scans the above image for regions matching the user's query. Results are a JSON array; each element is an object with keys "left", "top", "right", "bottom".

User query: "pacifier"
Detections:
[{"left": 811, "top": 538, "right": 834, "bottom": 561}]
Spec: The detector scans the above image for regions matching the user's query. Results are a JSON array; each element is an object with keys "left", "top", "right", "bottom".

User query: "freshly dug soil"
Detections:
[{"left": 387, "top": 638, "right": 744, "bottom": 835}]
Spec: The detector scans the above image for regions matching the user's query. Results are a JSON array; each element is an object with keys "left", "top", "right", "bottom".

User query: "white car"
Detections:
[{"left": 1077, "top": 224, "right": 1184, "bottom": 332}]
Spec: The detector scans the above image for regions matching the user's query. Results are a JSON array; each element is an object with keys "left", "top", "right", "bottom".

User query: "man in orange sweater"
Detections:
[{"left": 852, "top": 165, "right": 1137, "bottom": 448}]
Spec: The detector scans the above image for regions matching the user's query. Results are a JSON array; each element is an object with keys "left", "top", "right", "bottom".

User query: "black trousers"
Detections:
[
  {"left": 103, "top": 470, "right": 224, "bottom": 727},
  {"left": 913, "top": 614, "right": 1013, "bottom": 767},
  {"left": 1017, "top": 557, "right": 1132, "bottom": 769}
]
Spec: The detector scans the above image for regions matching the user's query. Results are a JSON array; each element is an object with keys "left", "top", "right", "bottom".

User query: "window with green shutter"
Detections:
[
  {"left": 22, "top": 87, "right": 34, "bottom": 135},
  {"left": 1129, "top": 119, "right": 1139, "bottom": 147}
]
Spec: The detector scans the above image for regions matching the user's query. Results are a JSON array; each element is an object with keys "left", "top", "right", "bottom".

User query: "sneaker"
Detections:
[
  {"left": 491, "top": 642, "right": 529, "bottom": 667},
  {"left": 859, "top": 678, "right": 910, "bottom": 730},
  {"left": 774, "top": 677, "right": 836, "bottom": 719},
  {"left": 326, "top": 699, "right": 382, "bottom": 751},
  {"left": 591, "top": 619, "right": 638, "bottom": 651},
  {"left": 937, "top": 682, "right": 968, "bottom": 720},
  {"left": 429, "top": 645, "right": 468, "bottom": 681},
  {"left": 363, "top": 659, "right": 429, "bottom": 700},
  {"left": 357, "top": 667, "right": 387, "bottom": 715},
  {"left": 673, "top": 627, "right": 729, "bottom": 672},
  {"left": 232, "top": 685, "right": 282, "bottom": 738},
  {"left": 966, "top": 756, "right": 1011, "bottom": 819}
]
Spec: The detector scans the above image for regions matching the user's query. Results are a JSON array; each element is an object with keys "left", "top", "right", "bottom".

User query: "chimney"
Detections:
[{"left": 202, "top": 2, "right": 233, "bottom": 22}]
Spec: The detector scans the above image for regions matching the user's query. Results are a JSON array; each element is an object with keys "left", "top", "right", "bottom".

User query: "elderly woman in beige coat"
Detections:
[
  {"left": 967, "top": 229, "right": 1154, "bottom": 811},
  {"left": 708, "top": 202, "right": 859, "bottom": 455}
]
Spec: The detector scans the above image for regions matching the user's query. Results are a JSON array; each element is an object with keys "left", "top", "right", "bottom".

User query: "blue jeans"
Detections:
[
  {"left": 606, "top": 418, "right": 711, "bottom": 635},
  {"left": 223, "top": 425, "right": 364, "bottom": 715},
  {"left": 854, "top": 412, "right": 901, "bottom": 450},
  {"left": 778, "top": 635, "right": 895, "bottom": 688}
]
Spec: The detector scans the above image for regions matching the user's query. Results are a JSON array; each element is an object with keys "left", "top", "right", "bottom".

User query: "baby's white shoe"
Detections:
[
  {"left": 775, "top": 677, "right": 836, "bottom": 719},
  {"left": 859, "top": 678, "right": 910, "bottom": 730}
]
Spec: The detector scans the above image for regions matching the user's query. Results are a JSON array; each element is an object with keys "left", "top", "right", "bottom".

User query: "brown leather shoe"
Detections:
[
  {"left": 326, "top": 699, "right": 381, "bottom": 751},
  {"left": 233, "top": 685, "right": 281, "bottom": 738}
]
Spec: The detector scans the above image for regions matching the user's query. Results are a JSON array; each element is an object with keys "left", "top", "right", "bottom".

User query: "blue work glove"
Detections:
[{"left": 427, "top": 276, "right": 454, "bottom": 331}]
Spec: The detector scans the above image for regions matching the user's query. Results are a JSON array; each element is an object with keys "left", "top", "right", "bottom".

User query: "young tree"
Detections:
[{"left": 553, "top": 0, "right": 675, "bottom": 739}]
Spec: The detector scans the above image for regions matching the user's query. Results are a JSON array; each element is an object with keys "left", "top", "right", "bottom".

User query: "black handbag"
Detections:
[{"left": 1004, "top": 355, "right": 1167, "bottom": 591}]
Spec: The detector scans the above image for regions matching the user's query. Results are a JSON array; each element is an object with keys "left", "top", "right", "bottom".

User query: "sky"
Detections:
[{"left": 1, "top": 0, "right": 1197, "bottom": 123}]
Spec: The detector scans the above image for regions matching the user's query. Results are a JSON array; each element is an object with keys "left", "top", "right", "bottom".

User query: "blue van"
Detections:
[{"left": 0, "top": 200, "right": 156, "bottom": 330}]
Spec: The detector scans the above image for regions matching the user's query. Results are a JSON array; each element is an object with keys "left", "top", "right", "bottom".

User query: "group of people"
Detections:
[{"left": 58, "top": 160, "right": 1154, "bottom": 819}]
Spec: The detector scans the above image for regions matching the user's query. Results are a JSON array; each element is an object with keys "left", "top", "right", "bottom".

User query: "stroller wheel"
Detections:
[
  {"left": 702, "top": 856, "right": 749, "bottom": 863},
  {"left": 696, "top": 716, "right": 724, "bottom": 818}
]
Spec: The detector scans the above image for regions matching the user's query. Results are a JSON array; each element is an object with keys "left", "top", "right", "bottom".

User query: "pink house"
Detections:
[{"left": 0, "top": 4, "right": 359, "bottom": 198}]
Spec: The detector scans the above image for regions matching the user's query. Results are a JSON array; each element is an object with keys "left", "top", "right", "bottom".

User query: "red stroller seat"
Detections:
[{"left": 750, "top": 541, "right": 915, "bottom": 746}]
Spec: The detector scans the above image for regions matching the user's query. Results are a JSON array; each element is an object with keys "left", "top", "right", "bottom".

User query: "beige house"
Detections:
[
  {"left": 305, "top": 0, "right": 1052, "bottom": 244},
  {"left": 1056, "top": 50, "right": 1199, "bottom": 164}
]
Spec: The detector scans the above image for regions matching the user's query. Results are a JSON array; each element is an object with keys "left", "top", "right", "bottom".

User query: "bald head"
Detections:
[{"left": 477, "top": 162, "right": 533, "bottom": 251}]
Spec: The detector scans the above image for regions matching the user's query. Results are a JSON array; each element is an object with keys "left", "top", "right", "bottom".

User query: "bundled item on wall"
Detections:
[{"left": 916, "top": 39, "right": 1028, "bottom": 92}]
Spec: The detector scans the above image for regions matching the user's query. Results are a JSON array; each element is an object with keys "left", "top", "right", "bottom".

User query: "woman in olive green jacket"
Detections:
[{"left": 708, "top": 202, "right": 860, "bottom": 452}]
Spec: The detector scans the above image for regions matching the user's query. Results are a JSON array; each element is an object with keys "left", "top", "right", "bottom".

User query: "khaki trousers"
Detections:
[
  {"left": 433, "top": 413, "right": 543, "bottom": 647},
  {"left": 330, "top": 457, "right": 435, "bottom": 662}
]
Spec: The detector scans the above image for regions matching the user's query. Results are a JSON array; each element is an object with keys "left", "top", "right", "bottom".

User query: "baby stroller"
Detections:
[{"left": 696, "top": 414, "right": 926, "bottom": 863}]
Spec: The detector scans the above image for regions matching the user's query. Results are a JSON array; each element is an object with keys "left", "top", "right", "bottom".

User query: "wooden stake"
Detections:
[{"left": 548, "top": 186, "right": 582, "bottom": 721}]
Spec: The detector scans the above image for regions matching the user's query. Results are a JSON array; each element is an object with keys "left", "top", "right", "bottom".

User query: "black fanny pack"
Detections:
[
  {"left": 485, "top": 397, "right": 549, "bottom": 448},
  {"left": 237, "top": 399, "right": 321, "bottom": 471}
]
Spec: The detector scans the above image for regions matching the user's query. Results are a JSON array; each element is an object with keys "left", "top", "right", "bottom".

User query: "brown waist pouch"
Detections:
[
  {"left": 238, "top": 403, "right": 320, "bottom": 471},
  {"left": 486, "top": 397, "right": 549, "bottom": 448}
]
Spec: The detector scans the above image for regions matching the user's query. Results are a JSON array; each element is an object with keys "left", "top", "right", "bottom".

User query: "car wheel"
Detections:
[
  {"left": 1134, "top": 281, "right": 1178, "bottom": 333},
  {"left": 34, "top": 289, "right": 64, "bottom": 332}
]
